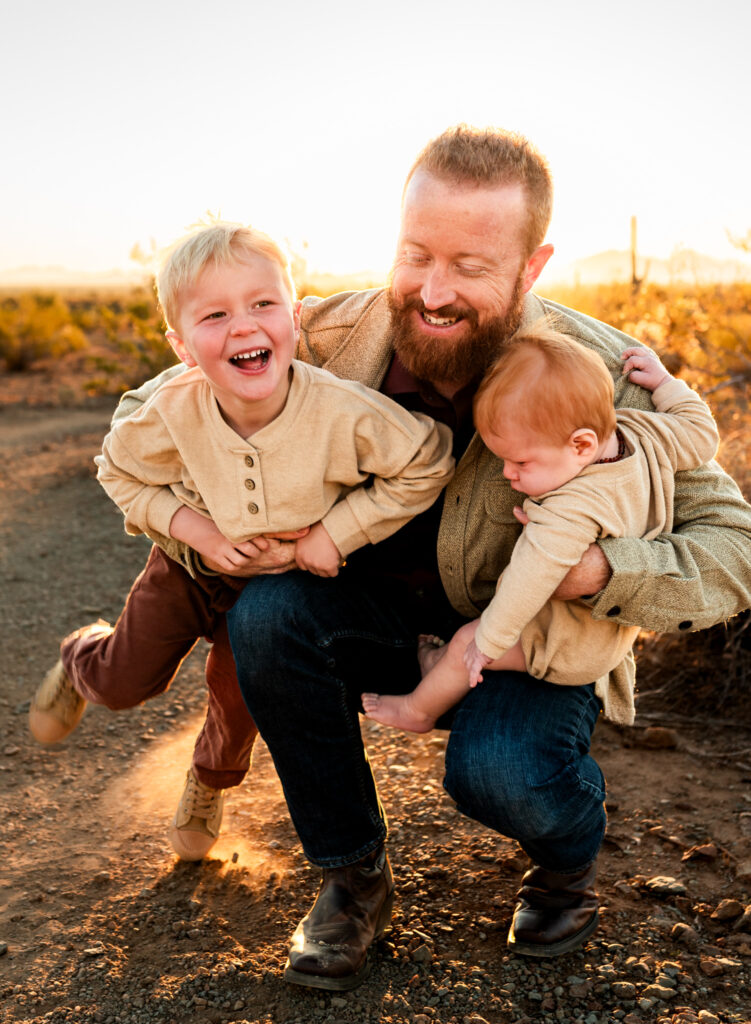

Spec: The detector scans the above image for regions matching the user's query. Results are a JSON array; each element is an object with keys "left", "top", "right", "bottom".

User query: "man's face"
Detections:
[{"left": 388, "top": 170, "right": 550, "bottom": 388}]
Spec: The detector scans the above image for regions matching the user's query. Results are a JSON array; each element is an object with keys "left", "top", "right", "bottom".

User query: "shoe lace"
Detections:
[{"left": 183, "top": 774, "right": 220, "bottom": 820}]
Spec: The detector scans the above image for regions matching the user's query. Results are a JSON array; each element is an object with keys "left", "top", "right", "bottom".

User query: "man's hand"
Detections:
[
  {"left": 513, "top": 506, "right": 612, "bottom": 599},
  {"left": 295, "top": 521, "right": 343, "bottom": 578},
  {"left": 201, "top": 528, "right": 309, "bottom": 577}
]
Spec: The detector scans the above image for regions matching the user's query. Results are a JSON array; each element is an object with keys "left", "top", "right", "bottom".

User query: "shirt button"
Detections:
[
  {"left": 245, "top": 455, "right": 255, "bottom": 468},
  {"left": 248, "top": 502, "right": 259, "bottom": 514},
  {"left": 606, "top": 606, "right": 621, "bottom": 617},
  {"left": 244, "top": 478, "right": 255, "bottom": 490},
  {"left": 678, "top": 620, "right": 693, "bottom": 630}
]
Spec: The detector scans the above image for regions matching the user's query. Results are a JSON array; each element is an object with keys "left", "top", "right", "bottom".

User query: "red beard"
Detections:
[{"left": 387, "top": 276, "right": 525, "bottom": 387}]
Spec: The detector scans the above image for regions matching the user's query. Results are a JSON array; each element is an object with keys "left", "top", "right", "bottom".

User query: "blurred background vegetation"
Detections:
[{"left": 1, "top": 275, "right": 749, "bottom": 719}]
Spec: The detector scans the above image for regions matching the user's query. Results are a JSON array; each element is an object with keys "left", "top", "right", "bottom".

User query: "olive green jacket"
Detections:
[{"left": 118, "top": 288, "right": 751, "bottom": 635}]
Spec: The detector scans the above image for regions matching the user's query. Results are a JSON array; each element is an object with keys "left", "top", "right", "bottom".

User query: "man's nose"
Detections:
[{"left": 420, "top": 267, "right": 456, "bottom": 310}]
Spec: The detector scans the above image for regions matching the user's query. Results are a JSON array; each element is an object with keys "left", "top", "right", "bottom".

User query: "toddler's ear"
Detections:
[
  {"left": 166, "top": 330, "right": 197, "bottom": 368},
  {"left": 571, "top": 428, "right": 598, "bottom": 460}
]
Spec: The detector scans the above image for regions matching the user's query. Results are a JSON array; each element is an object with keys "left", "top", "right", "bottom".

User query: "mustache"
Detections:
[{"left": 390, "top": 294, "right": 479, "bottom": 329}]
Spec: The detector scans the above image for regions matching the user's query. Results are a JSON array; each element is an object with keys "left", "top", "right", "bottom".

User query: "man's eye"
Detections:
[
  {"left": 456, "top": 264, "right": 485, "bottom": 276},
  {"left": 403, "top": 252, "right": 429, "bottom": 266}
]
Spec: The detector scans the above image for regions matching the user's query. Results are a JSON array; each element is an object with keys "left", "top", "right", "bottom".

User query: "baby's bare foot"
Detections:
[
  {"left": 361, "top": 692, "right": 436, "bottom": 734},
  {"left": 417, "top": 634, "right": 447, "bottom": 677}
]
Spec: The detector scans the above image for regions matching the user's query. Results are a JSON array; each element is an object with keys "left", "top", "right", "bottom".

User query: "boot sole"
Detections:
[
  {"left": 507, "top": 909, "right": 599, "bottom": 958},
  {"left": 283, "top": 889, "right": 394, "bottom": 990}
]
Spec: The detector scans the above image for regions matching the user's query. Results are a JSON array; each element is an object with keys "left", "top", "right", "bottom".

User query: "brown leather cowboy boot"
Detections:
[
  {"left": 507, "top": 861, "right": 598, "bottom": 957},
  {"left": 284, "top": 845, "right": 394, "bottom": 990}
]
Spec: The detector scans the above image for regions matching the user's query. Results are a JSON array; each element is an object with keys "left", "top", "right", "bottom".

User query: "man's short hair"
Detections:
[
  {"left": 157, "top": 220, "right": 295, "bottom": 331},
  {"left": 405, "top": 125, "right": 553, "bottom": 256},
  {"left": 474, "top": 319, "right": 617, "bottom": 446}
]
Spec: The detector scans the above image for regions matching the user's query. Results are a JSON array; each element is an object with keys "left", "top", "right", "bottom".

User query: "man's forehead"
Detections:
[{"left": 399, "top": 170, "right": 528, "bottom": 248}]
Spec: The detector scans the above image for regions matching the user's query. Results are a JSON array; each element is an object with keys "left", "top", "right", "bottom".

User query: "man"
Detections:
[
  {"left": 33, "top": 126, "right": 751, "bottom": 988},
  {"left": 224, "top": 126, "right": 751, "bottom": 987}
]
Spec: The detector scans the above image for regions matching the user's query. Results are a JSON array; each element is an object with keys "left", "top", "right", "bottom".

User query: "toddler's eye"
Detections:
[{"left": 203, "top": 311, "right": 225, "bottom": 321}]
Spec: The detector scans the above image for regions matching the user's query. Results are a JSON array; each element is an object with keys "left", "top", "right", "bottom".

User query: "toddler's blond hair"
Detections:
[{"left": 157, "top": 220, "right": 295, "bottom": 330}]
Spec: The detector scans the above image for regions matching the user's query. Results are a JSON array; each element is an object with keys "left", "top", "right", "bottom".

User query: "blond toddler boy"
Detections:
[
  {"left": 362, "top": 322, "right": 720, "bottom": 732},
  {"left": 95, "top": 223, "right": 454, "bottom": 581}
]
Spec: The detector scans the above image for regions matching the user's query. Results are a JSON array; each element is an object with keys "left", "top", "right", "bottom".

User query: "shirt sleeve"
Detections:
[
  {"left": 320, "top": 402, "right": 455, "bottom": 558},
  {"left": 474, "top": 492, "right": 601, "bottom": 659},
  {"left": 95, "top": 410, "right": 186, "bottom": 539}
]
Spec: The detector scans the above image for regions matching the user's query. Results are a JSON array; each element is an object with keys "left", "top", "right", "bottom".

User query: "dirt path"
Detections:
[{"left": 1, "top": 400, "right": 750, "bottom": 1024}]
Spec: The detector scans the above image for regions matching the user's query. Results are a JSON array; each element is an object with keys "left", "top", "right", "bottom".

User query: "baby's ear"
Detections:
[
  {"left": 571, "top": 428, "right": 598, "bottom": 459},
  {"left": 166, "top": 330, "right": 197, "bottom": 368},
  {"left": 293, "top": 300, "right": 302, "bottom": 336}
]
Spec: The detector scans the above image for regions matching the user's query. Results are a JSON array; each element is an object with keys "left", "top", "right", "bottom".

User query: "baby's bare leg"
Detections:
[{"left": 362, "top": 622, "right": 478, "bottom": 733}]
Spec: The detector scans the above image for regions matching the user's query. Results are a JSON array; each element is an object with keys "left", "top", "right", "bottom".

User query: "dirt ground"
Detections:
[{"left": 1, "top": 378, "right": 750, "bottom": 1024}]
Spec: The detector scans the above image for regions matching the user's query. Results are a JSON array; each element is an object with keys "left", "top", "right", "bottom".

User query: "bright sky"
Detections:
[{"left": 3, "top": 0, "right": 750, "bottom": 283}]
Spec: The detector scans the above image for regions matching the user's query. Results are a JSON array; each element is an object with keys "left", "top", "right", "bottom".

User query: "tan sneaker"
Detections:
[
  {"left": 168, "top": 769, "right": 225, "bottom": 861},
  {"left": 29, "top": 659, "right": 87, "bottom": 743}
]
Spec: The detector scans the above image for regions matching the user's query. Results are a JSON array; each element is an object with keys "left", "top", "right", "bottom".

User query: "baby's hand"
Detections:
[
  {"left": 463, "top": 639, "right": 492, "bottom": 688},
  {"left": 621, "top": 346, "right": 671, "bottom": 392},
  {"left": 295, "top": 521, "right": 343, "bottom": 578}
]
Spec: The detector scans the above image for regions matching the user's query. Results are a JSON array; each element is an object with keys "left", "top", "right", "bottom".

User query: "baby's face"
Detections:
[
  {"left": 168, "top": 256, "right": 299, "bottom": 426},
  {"left": 481, "top": 423, "right": 585, "bottom": 497}
]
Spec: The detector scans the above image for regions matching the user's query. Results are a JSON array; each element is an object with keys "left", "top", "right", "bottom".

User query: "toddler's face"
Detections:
[
  {"left": 481, "top": 423, "right": 586, "bottom": 497},
  {"left": 167, "top": 256, "right": 299, "bottom": 425}
]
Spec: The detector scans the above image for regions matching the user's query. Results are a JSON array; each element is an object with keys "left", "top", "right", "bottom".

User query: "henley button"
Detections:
[
  {"left": 244, "top": 478, "right": 255, "bottom": 490},
  {"left": 606, "top": 606, "right": 621, "bottom": 617},
  {"left": 244, "top": 455, "right": 255, "bottom": 467},
  {"left": 247, "top": 502, "right": 259, "bottom": 514}
]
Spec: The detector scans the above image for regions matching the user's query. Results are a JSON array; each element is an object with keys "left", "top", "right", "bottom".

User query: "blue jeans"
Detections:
[{"left": 227, "top": 570, "right": 606, "bottom": 872}]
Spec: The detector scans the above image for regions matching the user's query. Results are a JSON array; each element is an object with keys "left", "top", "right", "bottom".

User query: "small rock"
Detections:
[
  {"left": 411, "top": 943, "right": 433, "bottom": 963},
  {"left": 642, "top": 983, "right": 677, "bottom": 1000},
  {"left": 638, "top": 997, "right": 656, "bottom": 1011},
  {"left": 639, "top": 726, "right": 679, "bottom": 749},
  {"left": 735, "top": 858, "right": 751, "bottom": 883},
  {"left": 682, "top": 843, "right": 718, "bottom": 862},
  {"left": 739, "top": 813, "right": 751, "bottom": 837},
  {"left": 699, "top": 958, "right": 725, "bottom": 977},
  {"left": 697, "top": 1012, "right": 720, "bottom": 1023},
  {"left": 330, "top": 996, "right": 348, "bottom": 1008},
  {"left": 2, "top": 747, "right": 20, "bottom": 756},
  {"left": 732, "top": 905, "right": 751, "bottom": 932},
  {"left": 643, "top": 875, "right": 687, "bottom": 896},
  {"left": 671, "top": 922, "right": 700, "bottom": 946},
  {"left": 612, "top": 981, "right": 636, "bottom": 998},
  {"left": 711, "top": 898, "right": 744, "bottom": 920},
  {"left": 0, "top": 942, "right": 7, "bottom": 956}
]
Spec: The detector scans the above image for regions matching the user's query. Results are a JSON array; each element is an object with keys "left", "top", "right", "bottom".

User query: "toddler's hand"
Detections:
[
  {"left": 621, "top": 346, "right": 671, "bottom": 391},
  {"left": 463, "top": 639, "right": 492, "bottom": 688},
  {"left": 295, "top": 521, "right": 343, "bottom": 578}
]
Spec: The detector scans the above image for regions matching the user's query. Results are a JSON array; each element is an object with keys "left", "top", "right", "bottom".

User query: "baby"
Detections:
[{"left": 362, "top": 321, "right": 719, "bottom": 732}]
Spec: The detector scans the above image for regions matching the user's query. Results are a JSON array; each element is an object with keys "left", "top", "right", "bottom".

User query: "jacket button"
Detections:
[
  {"left": 248, "top": 503, "right": 259, "bottom": 514},
  {"left": 606, "top": 606, "right": 621, "bottom": 617},
  {"left": 244, "top": 478, "right": 255, "bottom": 490},
  {"left": 678, "top": 620, "right": 692, "bottom": 630},
  {"left": 245, "top": 455, "right": 255, "bottom": 467}
]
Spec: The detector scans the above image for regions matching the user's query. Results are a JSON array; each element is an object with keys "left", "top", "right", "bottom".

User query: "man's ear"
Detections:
[
  {"left": 570, "top": 428, "right": 598, "bottom": 460},
  {"left": 166, "top": 330, "right": 197, "bottom": 368},
  {"left": 522, "top": 243, "right": 554, "bottom": 293}
]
